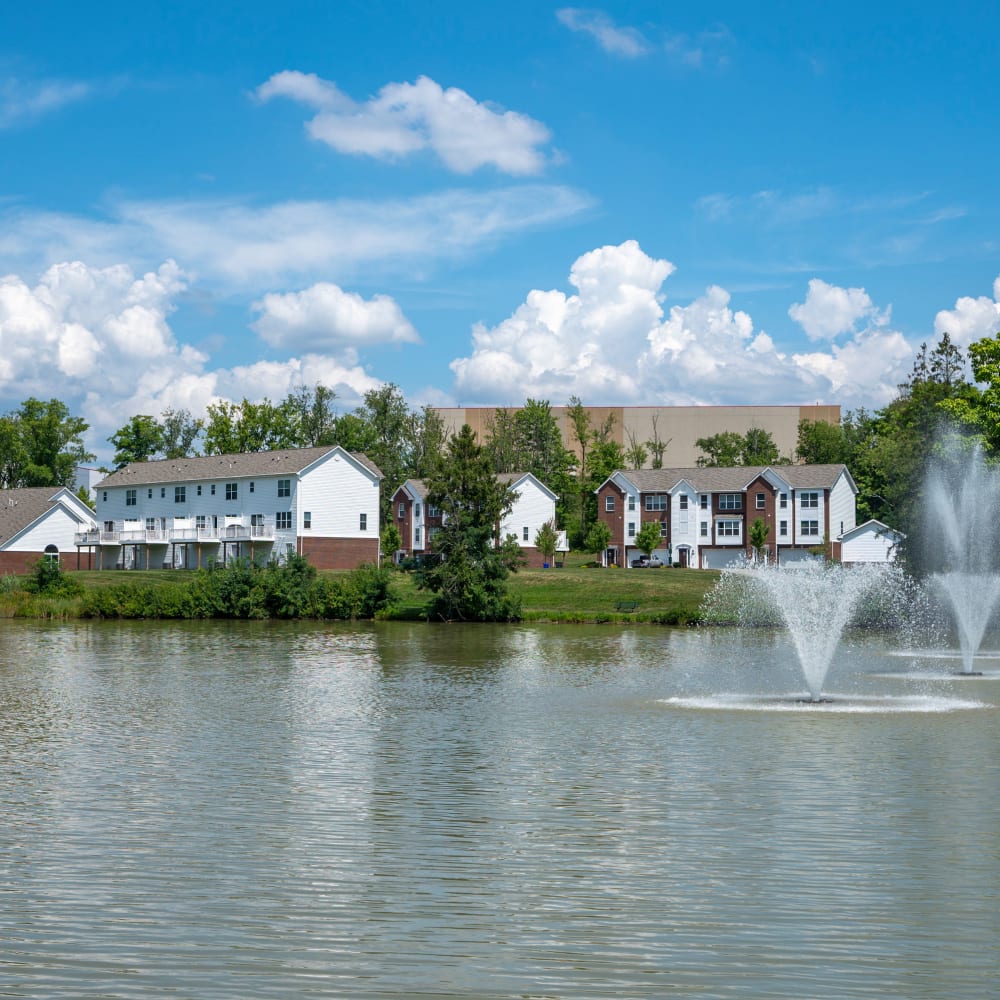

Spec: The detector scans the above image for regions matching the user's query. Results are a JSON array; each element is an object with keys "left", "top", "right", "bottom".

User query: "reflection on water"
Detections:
[{"left": 1, "top": 620, "right": 999, "bottom": 998}]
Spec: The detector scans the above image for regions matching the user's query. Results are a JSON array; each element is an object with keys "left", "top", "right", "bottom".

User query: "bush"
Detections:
[{"left": 23, "top": 558, "right": 84, "bottom": 598}]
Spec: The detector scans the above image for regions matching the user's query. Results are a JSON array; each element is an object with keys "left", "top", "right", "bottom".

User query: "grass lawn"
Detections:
[{"left": 12, "top": 553, "right": 721, "bottom": 624}]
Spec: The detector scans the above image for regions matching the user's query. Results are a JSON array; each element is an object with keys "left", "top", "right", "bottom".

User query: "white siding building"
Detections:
[
  {"left": 80, "top": 446, "right": 382, "bottom": 571},
  {"left": 0, "top": 488, "right": 97, "bottom": 574}
]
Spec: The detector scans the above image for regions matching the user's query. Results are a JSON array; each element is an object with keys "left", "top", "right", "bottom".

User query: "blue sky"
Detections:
[{"left": 2, "top": 1, "right": 999, "bottom": 461}]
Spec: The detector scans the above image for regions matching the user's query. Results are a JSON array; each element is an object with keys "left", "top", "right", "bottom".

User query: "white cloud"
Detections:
[
  {"left": 450, "top": 241, "right": 912, "bottom": 408},
  {"left": 556, "top": 9, "right": 651, "bottom": 57},
  {"left": 252, "top": 282, "right": 420, "bottom": 351},
  {"left": 255, "top": 71, "right": 552, "bottom": 175},
  {"left": 788, "top": 278, "right": 888, "bottom": 341},
  {"left": 1, "top": 186, "right": 592, "bottom": 291},
  {"left": 0, "top": 76, "right": 90, "bottom": 128},
  {"left": 933, "top": 276, "right": 1000, "bottom": 349}
]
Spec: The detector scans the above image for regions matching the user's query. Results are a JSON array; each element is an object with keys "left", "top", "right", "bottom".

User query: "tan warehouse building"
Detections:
[{"left": 434, "top": 404, "right": 840, "bottom": 469}]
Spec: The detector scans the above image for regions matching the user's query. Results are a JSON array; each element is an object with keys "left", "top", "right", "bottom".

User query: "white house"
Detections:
[
  {"left": 80, "top": 445, "right": 383, "bottom": 571},
  {"left": 0, "top": 488, "right": 97, "bottom": 574},
  {"left": 596, "top": 464, "right": 858, "bottom": 569},
  {"left": 391, "top": 472, "right": 566, "bottom": 567},
  {"left": 836, "top": 519, "right": 903, "bottom": 564}
]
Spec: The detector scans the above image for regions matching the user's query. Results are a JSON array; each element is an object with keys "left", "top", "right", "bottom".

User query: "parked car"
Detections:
[{"left": 630, "top": 555, "right": 664, "bottom": 568}]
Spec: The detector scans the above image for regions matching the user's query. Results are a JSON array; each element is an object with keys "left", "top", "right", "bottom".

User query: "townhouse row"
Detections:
[{"left": 0, "top": 444, "right": 895, "bottom": 573}]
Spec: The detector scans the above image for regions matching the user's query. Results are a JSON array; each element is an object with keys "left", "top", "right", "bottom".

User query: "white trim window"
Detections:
[
  {"left": 717, "top": 519, "right": 741, "bottom": 538},
  {"left": 605, "top": 495, "right": 615, "bottom": 512},
  {"left": 360, "top": 513, "right": 368, "bottom": 531},
  {"left": 755, "top": 492, "right": 765, "bottom": 509},
  {"left": 225, "top": 482, "right": 238, "bottom": 501},
  {"left": 645, "top": 494, "right": 667, "bottom": 511},
  {"left": 628, "top": 495, "right": 636, "bottom": 511},
  {"left": 174, "top": 486, "right": 186, "bottom": 503},
  {"left": 679, "top": 495, "right": 689, "bottom": 510},
  {"left": 278, "top": 479, "right": 291, "bottom": 498},
  {"left": 800, "top": 491, "right": 819, "bottom": 509},
  {"left": 800, "top": 519, "right": 820, "bottom": 536},
  {"left": 700, "top": 522, "right": 708, "bottom": 537},
  {"left": 276, "top": 511, "right": 292, "bottom": 530},
  {"left": 779, "top": 492, "right": 788, "bottom": 509},
  {"left": 628, "top": 522, "right": 636, "bottom": 537},
  {"left": 719, "top": 494, "right": 742, "bottom": 511},
  {"left": 126, "top": 489, "right": 137, "bottom": 506},
  {"left": 779, "top": 520, "right": 788, "bottom": 536},
  {"left": 522, "top": 526, "right": 529, "bottom": 541}
]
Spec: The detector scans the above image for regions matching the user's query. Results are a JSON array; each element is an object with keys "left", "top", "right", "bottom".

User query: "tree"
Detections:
[
  {"left": 109, "top": 415, "right": 164, "bottom": 468},
  {"left": 741, "top": 427, "right": 781, "bottom": 465},
  {"left": 0, "top": 398, "right": 94, "bottom": 488},
  {"left": 408, "top": 405, "right": 448, "bottom": 479},
  {"left": 417, "top": 425, "right": 521, "bottom": 621},
  {"left": 282, "top": 384, "right": 338, "bottom": 447},
  {"left": 160, "top": 407, "right": 203, "bottom": 458},
  {"left": 566, "top": 395, "right": 592, "bottom": 541},
  {"left": 583, "top": 520, "right": 611, "bottom": 563},
  {"left": 748, "top": 517, "right": 769, "bottom": 564},
  {"left": 796, "top": 419, "right": 846, "bottom": 465},
  {"left": 625, "top": 429, "right": 648, "bottom": 470},
  {"left": 695, "top": 430, "right": 745, "bottom": 467},
  {"left": 381, "top": 521, "right": 402, "bottom": 563},
  {"left": 634, "top": 521, "right": 662, "bottom": 560},
  {"left": 645, "top": 414, "right": 670, "bottom": 469},
  {"left": 203, "top": 398, "right": 296, "bottom": 454},
  {"left": 940, "top": 333, "right": 1000, "bottom": 456},
  {"left": 534, "top": 518, "right": 559, "bottom": 567}
]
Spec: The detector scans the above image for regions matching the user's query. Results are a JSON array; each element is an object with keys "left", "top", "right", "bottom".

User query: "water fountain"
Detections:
[
  {"left": 924, "top": 444, "right": 1000, "bottom": 675},
  {"left": 746, "top": 561, "right": 893, "bottom": 702}
]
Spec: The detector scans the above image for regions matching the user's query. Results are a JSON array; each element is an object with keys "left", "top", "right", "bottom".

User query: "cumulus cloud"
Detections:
[
  {"left": 1, "top": 186, "right": 591, "bottom": 290},
  {"left": 933, "top": 275, "right": 1000, "bottom": 348},
  {"left": 556, "top": 9, "right": 651, "bottom": 57},
  {"left": 0, "top": 259, "right": 388, "bottom": 459},
  {"left": 450, "top": 240, "right": 912, "bottom": 408},
  {"left": 255, "top": 71, "right": 552, "bottom": 175},
  {"left": 251, "top": 282, "right": 420, "bottom": 351},
  {"left": 0, "top": 76, "right": 91, "bottom": 128},
  {"left": 788, "top": 278, "right": 888, "bottom": 341}
]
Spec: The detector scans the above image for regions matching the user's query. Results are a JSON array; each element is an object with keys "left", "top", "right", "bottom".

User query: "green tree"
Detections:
[
  {"left": 940, "top": 333, "right": 1000, "bottom": 455},
  {"left": 583, "top": 519, "right": 611, "bottom": 562},
  {"left": 748, "top": 517, "right": 769, "bottom": 564},
  {"left": 418, "top": 425, "right": 521, "bottom": 621},
  {"left": 381, "top": 521, "right": 403, "bottom": 563},
  {"left": 0, "top": 398, "right": 94, "bottom": 488},
  {"left": 634, "top": 521, "right": 662, "bottom": 560},
  {"left": 534, "top": 518, "right": 559, "bottom": 567},
  {"left": 741, "top": 427, "right": 782, "bottom": 465},
  {"left": 109, "top": 414, "right": 164, "bottom": 468},
  {"left": 160, "top": 407, "right": 203, "bottom": 458},
  {"left": 625, "top": 429, "right": 648, "bottom": 470},
  {"left": 796, "top": 419, "right": 846, "bottom": 464},
  {"left": 695, "top": 430, "right": 745, "bottom": 467},
  {"left": 203, "top": 398, "right": 296, "bottom": 454},
  {"left": 645, "top": 414, "right": 670, "bottom": 469},
  {"left": 282, "top": 384, "right": 338, "bottom": 447}
]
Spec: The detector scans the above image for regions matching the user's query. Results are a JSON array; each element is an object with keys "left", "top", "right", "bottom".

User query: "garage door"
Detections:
[
  {"left": 701, "top": 548, "right": 745, "bottom": 570},
  {"left": 779, "top": 548, "right": 822, "bottom": 567}
]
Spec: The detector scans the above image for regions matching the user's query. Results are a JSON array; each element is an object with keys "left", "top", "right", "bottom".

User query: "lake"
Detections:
[{"left": 1, "top": 620, "right": 998, "bottom": 998}]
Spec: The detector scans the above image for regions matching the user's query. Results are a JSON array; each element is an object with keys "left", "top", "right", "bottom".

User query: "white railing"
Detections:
[{"left": 76, "top": 518, "right": 276, "bottom": 546}]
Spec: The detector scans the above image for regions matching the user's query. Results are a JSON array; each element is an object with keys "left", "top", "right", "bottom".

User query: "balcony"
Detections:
[{"left": 76, "top": 517, "right": 275, "bottom": 546}]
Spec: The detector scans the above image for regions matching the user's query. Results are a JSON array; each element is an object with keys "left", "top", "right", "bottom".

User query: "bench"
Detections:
[{"left": 615, "top": 600, "right": 639, "bottom": 613}]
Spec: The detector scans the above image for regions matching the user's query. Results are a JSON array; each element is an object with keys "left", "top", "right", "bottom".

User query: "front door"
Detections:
[{"left": 679, "top": 547, "right": 689, "bottom": 568}]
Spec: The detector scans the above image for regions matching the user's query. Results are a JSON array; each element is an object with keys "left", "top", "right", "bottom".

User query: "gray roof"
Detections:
[
  {"left": 0, "top": 488, "right": 77, "bottom": 543},
  {"left": 611, "top": 464, "right": 853, "bottom": 494},
  {"left": 98, "top": 446, "right": 383, "bottom": 488}
]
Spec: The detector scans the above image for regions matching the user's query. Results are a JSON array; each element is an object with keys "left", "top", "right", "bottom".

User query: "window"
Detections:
[
  {"left": 197, "top": 485, "right": 202, "bottom": 496},
  {"left": 226, "top": 483, "right": 237, "bottom": 501},
  {"left": 756, "top": 492, "right": 765, "bottom": 509},
  {"left": 700, "top": 521, "right": 708, "bottom": 537},
  {"left": 415, "top": 525, "right": 421, "bottom": 544},
  {"left": 719, "top": 494, "right": 742, "bottom": 511},
  {"left": 605, "top": 495, "right": 615, "bottom": 512},
  {"left": 44, "top": 544, "right": 59, "bottom": 564},
  {"left": 628, "top": 522, "right": 636, "bottom": 537},
  {"left": 779, "top": 520, "right": 788, "bottom": 536},
  {"left": 415, "top": 503, "right": 421, "bottom": 517},
  {"left": 398, "top": 502, "right": 405, "bottom": 518},
  {"left": 104, "top": 520, "right": 114, "bottom": 532},
  {"left": 145, "top": 517, "right": 156, "bottom": 531},
  {"left": 660, "top": 522, "right": 668, "bottom": 538},
  {"left": 717, "top": 519, "right": 741, "bottom": 537},
  {"left": 303, "top": 511, "right": 311, "bottom": 529},
  {"left": 161, "top": 488, "right": 165, "bottom": 498},
  {"left": 800, "top": 491, "right": 819, "bottom": 509},
  {"left": 645, "top": 494, "right": 667, "bottom": 511},
  {"left": 211, "top": 484, "right": 216, "bottom": 496},
  {"left": 779, "top": 492, "right": 788, "bottom": 509},
  {"left": 700, "top": 494, "right": 709, "bottom": 509},
  {"left": 196, "top": 515, "right": 206, "bottom": 530},
  {"left": 125, "top": 489, "right": 136, "bottom": 506},
  {"left": 249, "top": 482, "right": 254, "bottom": 493},
  {"left": 428, "top": 504, "right": 441, "bottom": 518},
  {"left": 679, "top": 495, "right": 689, "bottom": 510},
  {"left": 360, "top": 513, "right": 368, "bottom": 531},
  {"left": 275, "top": 511, "right": 292, "bottom": 530},
  {"left": 102, "top": 491, "right": 107, "bottom": 502},
  {"left": 278, "top": 479, "right": 291, "bottom": 498},
  {"left": 523, "top": 526, "right": 529, "bottom": 541},
  {"left": 800, "top": 520, "right": 820, "bottom": 536},
  {"left": 174, "top": 486, "right": 186, "bottom": 503},
  {"left": 628, "top": 495, "right": 636, "bottom": 511},
  {"left": 148, "top": 489, "right": 153, "bottom": 499}
]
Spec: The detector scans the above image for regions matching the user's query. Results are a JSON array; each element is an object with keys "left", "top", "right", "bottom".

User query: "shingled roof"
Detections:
[
  {"left": 0, "top": 488, "right": 81, "bottom": 543},
  {"left": 97, "top": 446, "right": 383, "bottom": 488},
  {"left": 609, "top": 464, "right": 854, "bottom": 494}
]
